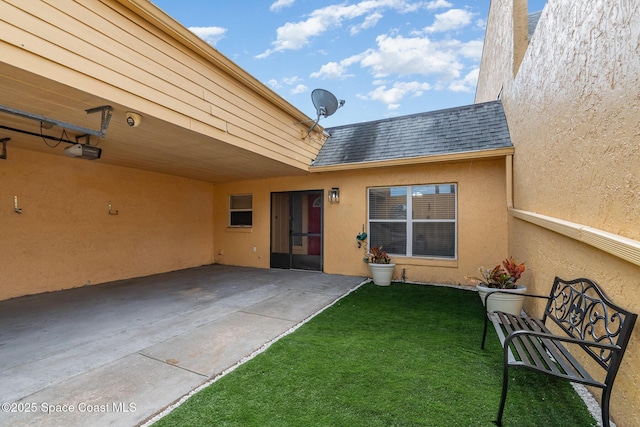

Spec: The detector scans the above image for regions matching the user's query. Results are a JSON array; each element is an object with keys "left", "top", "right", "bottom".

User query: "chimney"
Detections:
[{"left": 512, "top": 0, "right": 529, "bottom": 77}]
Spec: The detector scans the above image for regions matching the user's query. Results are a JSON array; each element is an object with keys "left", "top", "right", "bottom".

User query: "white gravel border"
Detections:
[{"left": 571, "top": 383, "right": 613, "bottom": 427}]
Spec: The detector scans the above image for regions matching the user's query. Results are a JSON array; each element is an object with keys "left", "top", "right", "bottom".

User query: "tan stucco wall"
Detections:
[
  {"left": 476, "top": 0, "right": 515, "bottom": 103},
  {"left": 476, "top": 1, "right": 640, "bottom": 425},
  {"left": 0, "top": 148, "right": 214, "bottom": 301},
  {"left": 213, "top": 159, "right": 508, "bottom": 285}
]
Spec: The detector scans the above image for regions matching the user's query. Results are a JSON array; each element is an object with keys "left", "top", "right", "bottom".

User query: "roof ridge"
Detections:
[{"left": 325, "top": 100, "right": 503, "bottom": 132}]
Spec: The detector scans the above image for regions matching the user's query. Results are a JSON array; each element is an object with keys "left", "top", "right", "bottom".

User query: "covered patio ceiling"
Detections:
[{"left": 0, "top": 62, "right": 312, "bottom": 183}]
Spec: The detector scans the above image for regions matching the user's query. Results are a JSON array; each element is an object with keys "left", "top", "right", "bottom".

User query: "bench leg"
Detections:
[
  {"left": 495, "top": 363, "right": 510, "bottom": 426},
  {"left": 601, "top": 388, "right": 611, "bottom": 427},
  {"left": 481, "top": 311, "right": 489, "bottom": 349}
]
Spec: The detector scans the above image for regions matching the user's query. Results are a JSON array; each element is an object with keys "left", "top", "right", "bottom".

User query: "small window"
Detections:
[{"left": 230, "top": 194, "right": 252, "bottom": 227}]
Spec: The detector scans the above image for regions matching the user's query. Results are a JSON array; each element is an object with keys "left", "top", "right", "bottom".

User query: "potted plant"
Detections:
[
  {"left": 365, "top": 246, "right": 395, "bottom": 286},
  {"left": 466, "top": 257, "right": 527, "bottom": 315}
]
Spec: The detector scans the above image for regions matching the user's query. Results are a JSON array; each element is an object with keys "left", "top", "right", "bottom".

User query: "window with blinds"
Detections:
[
  {"left": 229, "top": 194, "right": 252, "bottom": 227},
  {"left": 368, "top": 184, "right": 457, "bottom": 258}
]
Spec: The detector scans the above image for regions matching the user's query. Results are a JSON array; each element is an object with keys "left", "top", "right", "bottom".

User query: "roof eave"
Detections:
[
  {"left": 309, "top": 147, "right": 515, "bottom": 172},
  {"left": 114, "top": 0, "right": 316, "bottom": 128}
]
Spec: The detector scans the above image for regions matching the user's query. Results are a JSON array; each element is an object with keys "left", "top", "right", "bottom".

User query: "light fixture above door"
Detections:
[{"left": 328, "top": 188, "right": 340, "bottom": 203}]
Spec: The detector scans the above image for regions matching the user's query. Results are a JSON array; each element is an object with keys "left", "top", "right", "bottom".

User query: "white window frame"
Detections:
[
  {"left": 229, "top": 194, "right": 253, "bottom": 227},
  {"left": 367, "top": 184, "right": 457, "bottom": 259}
]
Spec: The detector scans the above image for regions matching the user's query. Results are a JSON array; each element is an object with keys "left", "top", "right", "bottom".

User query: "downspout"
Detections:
[{"left": 506, "top": 154, "right": 514, "bottom": 209}]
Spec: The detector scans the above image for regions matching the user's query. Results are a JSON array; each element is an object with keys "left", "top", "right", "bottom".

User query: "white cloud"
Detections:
[
  {"left": 350, "top": 12, "right": 383, "bottom": 35},
  {"left": 257, "top": 0, "right": 422, "bottom": 58},
  {"left": 423, "top": 8, "right": 473, "bottom": 33},
  {"left": 259, "top": 0, "right": 482, "bottom": 108},
  {"left": 270, "top": 0, "right": 295, "bottom": 11},
  {"left": 267, "top": 79, "right": 282, "bottom": 89},
  {"left": 426, "top": 0, "right": 452, "bottom": 9},
  {"left": 456, "top": 39, "right": 484, "bottom": 60},
  {"left": 291, "top": 84, "right": 308, "bottom": 94},
  {"left": 268, "top": 76, "right": 306, "bottom": 92},
  {"left": 359, "top": 81, "right": 431, "bottom": 110},
  {"left": 448, "top": 68, "right": 479, "bottom": 92},
  {"left": 188, "top": 26, "right": 227, "bottom": 45},
  {"left": 310, "top": 62, "right": 349, "bottom": 79},
  {"left": 312, "top": 32, "right": 481, "bottom": 83},
  {"left": 283, "top": 76, "right": 303, "bottom": 85},
  {"left": 310, "top": 51, "right": 366, "bottom": 79},
  {"left": 358, "top": 34, "right": 463, "bottom": 79}
]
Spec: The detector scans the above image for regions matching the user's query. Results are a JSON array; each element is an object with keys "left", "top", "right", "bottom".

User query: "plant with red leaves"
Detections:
[{"left": 466, "top": 257, "right": 526, "bottom": 289}]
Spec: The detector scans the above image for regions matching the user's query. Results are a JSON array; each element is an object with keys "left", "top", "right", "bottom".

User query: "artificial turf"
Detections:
[{"left": 153, "top": 282, "right": 597, "bottom": 426}]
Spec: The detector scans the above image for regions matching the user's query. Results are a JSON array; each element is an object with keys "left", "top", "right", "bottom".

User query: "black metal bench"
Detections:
[{"left": 481, "top": 277, "right": 637, "bottom": 427}]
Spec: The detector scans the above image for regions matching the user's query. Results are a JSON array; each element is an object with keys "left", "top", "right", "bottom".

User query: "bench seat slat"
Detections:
[
  {"left": 497, "top": 313, "right": 546, "bottom": 368},
  {"left": 493, "top": 312, "right": 599, "bottom": 384},
  {"left": 488, "top": 313, "right": 515, "bottom": 361},
  {"left": 523, "top": 318, "right": 563, "bottom": 374},
  {"left": 496, "top": 312, "right": 559, "bottom": 374},
  {"left": 537, "top": 335, "right": 598, "bottom": 385}
]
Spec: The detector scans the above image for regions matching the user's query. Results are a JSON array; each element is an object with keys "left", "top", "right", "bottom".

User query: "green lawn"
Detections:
[{"left": 153, "top": 282, "right": 597, "bottom": 426}]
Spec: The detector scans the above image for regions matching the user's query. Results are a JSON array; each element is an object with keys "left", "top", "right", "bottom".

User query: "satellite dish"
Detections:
[{"left": 307, "top": 89, "right": 345, "bottom": 135}]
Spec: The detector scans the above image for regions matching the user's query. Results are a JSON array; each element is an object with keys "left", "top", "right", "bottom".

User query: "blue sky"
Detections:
[{"left": 151, "top": 0, "right": 547, "bottom": 127}]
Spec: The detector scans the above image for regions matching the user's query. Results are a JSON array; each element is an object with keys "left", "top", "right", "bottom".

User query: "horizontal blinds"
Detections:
[
  {"left": 369, "top": 187, "right": 407, "bottom": 220},
  {"left": 412, "top": 185, "right": 455, "bottom": 220}
]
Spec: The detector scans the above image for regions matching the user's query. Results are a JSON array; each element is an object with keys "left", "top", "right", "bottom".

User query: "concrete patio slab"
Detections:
[
  {"left": 1, "top": 353, "right": 204, "bottom": 427},
  {"left": 0, "top": 265, "right": 364, "bottom": 426},
  {"left": 141, "top": 311, "right": 295, "bottom": 376},
  {"left": 244, "top": 289, "right": 343, "bottom": 321}
]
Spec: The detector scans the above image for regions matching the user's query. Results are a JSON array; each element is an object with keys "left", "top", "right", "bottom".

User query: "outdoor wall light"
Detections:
[
  {"left": 328, "top": 187, "right": 340, "bottom": 203},
  {"left": 0, "top": 137, "right": 8, "bottom": 160}
]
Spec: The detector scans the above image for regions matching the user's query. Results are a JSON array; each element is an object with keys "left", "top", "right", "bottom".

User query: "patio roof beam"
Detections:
[
  {"left": 0, "top": 125, "right": 77, "bottom": 145},
  {"left": 0, "top": 104, "right": 113, "bottom": 138}
]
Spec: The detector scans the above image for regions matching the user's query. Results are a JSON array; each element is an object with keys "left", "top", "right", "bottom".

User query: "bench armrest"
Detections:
[
  {"left": 485, "top": 291, "right": 550, "bottom": 303},
  {"left": 504, "top": 329, "right": 622, "bottom": 352},
  {"left": 484, "top": 291, "right": 551, "bottom": 315}
]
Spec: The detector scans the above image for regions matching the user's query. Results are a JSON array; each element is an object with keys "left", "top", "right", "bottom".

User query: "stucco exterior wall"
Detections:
[
  {"left": 476, "top": 1, "right": 640, "bottom": 425},
  {"left": 213, "top": 159, "right": 508, "bottom": 285},
  {"left": 0, "top": 148, "right": 214, "bottom": 301},
  {"left": 475, "top": 0, "right": 515, "bottom": 103}
]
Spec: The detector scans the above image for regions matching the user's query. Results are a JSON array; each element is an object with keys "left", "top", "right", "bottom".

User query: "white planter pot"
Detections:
[
  {"left": 368, "top": 263, "right": 395, "bottom": 286},
  {"left": 477, "top": 284, "right": 527, "bottom": 316}
]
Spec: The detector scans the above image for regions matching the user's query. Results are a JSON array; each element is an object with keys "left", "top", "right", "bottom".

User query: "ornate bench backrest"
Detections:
[{"left": 544, "top": 277, "right": 637, "bottom": 372}]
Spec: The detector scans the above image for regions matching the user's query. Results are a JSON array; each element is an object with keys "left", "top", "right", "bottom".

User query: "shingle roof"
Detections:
[{"left": 312, "top": 100, "right": 512, "bottom": 167}]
